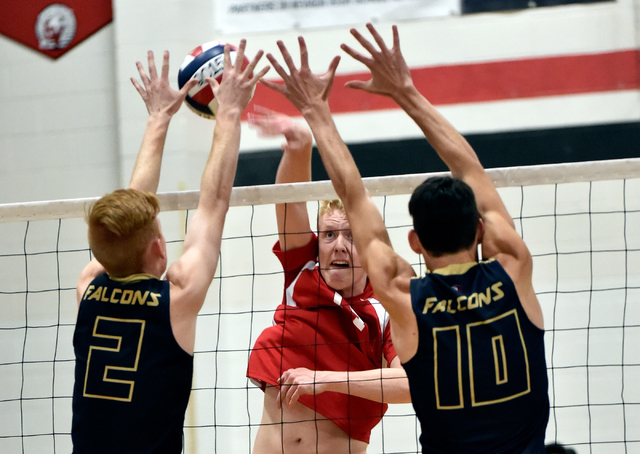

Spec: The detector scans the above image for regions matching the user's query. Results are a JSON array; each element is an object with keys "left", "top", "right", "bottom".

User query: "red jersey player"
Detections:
[{"left": 246, "top": 107, "right": 410, "bottom": 454}]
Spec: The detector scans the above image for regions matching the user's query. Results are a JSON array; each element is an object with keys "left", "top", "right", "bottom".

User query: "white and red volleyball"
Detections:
[{"left": 177, "top": 41, "right": 251, "bottom": 120}]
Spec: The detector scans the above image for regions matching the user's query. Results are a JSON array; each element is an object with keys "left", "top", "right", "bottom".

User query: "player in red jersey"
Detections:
[
  {"left": 260, "top": 24, "right": 549, "bottom": 454},
  {"left": 247, "top": 107, "right": 410, "bottom": 453}
]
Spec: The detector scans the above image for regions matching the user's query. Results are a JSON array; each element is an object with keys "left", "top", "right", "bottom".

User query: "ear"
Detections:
[
  {"left": 408, "top": 229, "right": 423, "bottom": 255},
  {"left": 144, "top": 236, "right": 165, "bottom": 263},
  {"left": 152, "top": 237, "right": 166, "bottom": 261}
]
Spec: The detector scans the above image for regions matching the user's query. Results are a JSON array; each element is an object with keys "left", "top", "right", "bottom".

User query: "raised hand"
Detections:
[
  {"left": 205, "top": 40, "right": 270, "bottom": 116},
  {"left": 260, "top": 37, "right": 340, "bottom": 115},
  {"left": 129, "top": 50, "right": 200, "bottom": 193},
  {"left": 248, "top": 106, "right": 312, "bottom": 153},
  {"left": 341, "top": 23, "right": 413, "bottom": 99},
  {"left": 131, "top": 50, "right": 198, "bottom": 118}
]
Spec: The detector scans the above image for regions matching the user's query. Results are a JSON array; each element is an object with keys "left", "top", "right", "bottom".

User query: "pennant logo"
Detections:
[
  {"left": 35, "top": 4, "right": 77, "bottom": 51},
  {"left": 0, "top": 1, "right": 112, "bottom": 60}
]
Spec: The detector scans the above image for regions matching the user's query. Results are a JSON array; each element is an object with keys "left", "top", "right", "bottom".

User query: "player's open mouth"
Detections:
[{"left": 331, "top": 261, "right": 349, "bottom": 268}]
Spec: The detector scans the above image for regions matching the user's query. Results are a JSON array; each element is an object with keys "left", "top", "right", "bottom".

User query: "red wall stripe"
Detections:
[{"left": 245, "top": 50, "right": 640, "bottom": 119}]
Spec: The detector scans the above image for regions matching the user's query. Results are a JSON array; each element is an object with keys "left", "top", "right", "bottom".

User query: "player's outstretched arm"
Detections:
[
  {"left": 129, "top": 50, "right": 198, "bottom": 193},
  {"left": 341, "top": 24, "right": 512, "bottom": 227},
  {"left": 277, "top": 357, "right": 410, "bottom": 408},
  {"left": 76, "top": 51, "right": 198, "bottom": 304},
  {"left": 248, "top": 107, "right": 313, "bottom": 250},
  {"left": 343, "top": 24, "right": 543, "bottom": 328},
  {"left": 261, "top": 38, "right": 417, "bottom": 352},
  {"left": 166, "top": 41, "right": 270, "bottom": 353}
]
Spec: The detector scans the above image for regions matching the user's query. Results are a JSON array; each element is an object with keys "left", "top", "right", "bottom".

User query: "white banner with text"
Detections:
[{"left": 215, "top": 0, "right": 460, "bottom": 35}]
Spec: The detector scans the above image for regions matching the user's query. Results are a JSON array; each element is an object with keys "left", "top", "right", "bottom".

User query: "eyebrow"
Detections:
[{"left": 320, "top": 225, "right": 350, "bottom": 231}]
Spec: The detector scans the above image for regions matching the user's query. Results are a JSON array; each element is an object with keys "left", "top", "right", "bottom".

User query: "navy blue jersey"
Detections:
[
  {"left": 403, "top": 259, "right": 549, "bottom": 454},
  {"left": 72, "top": 273, "right": 193, "bottom": 454}
]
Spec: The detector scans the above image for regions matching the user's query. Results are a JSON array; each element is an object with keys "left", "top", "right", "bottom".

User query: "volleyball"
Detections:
[{"left": 177, "top": 42, "right": 251, "bottom": 119}]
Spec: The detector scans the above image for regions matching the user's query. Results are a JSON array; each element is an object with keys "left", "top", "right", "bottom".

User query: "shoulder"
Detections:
[
  {"left": 274, "top": 234, "right": 318, "bottom": 273},
  {"left": 481, "top": 212, "right": 533, "bottom": 282},
  {"left": 165, "top": 257, "right": 208, "bottom": 320},
  {"left": 486, "top": 254, "right": 544, "bottom": 329}
]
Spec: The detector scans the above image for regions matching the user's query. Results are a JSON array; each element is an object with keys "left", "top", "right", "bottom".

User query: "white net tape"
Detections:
[{"left": 2, "top": 158, "right": 639, "bottom": 222}]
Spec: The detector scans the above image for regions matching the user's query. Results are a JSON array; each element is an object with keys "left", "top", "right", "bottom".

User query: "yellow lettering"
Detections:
[
  {"left": 110, "top": 288, "right": 122, "bottom": 304},
  {"left": 467, "top": 293, "right": 479, "bottom": 310},
  {"left": 100, "top": 288, "right": 110, "bottom": 302},
  {"left": 121, "top": 290, "right": 133, "bottom": 305},
  {"left": 132, "top": 290, "right": 149, "bottom": 306},
  {"left": 478, "top": 287, "right": 492, "bottom": 307},
  {"left": 418, "top": 282, "right": 504, "bottom": 315},
  {"left": 83, "top": 285, "right": 95, "bottom": 301},
  {"left": 433, "top": 300, "right": 447, "bottom": 313},
  {"left": 423, "top": 297, "right": 437, "bottom": 314},
  {"left": 148, "top": 293, "right": 160, "bottom": 307},
  {"left": 88, "top": 286, "right": 103, "bottom": 301},
  {"left": 492, "top": 282, "right": 504, "bottom": 301},
  {"left": 446, "top": 300, "right": 456, "bottom": 314}
]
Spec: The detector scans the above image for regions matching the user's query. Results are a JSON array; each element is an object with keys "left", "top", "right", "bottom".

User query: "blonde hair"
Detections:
[
  {"left": 87, "top": 189, "right": 160, "bottom": 277},
  {"left": 318, "top": 199, "right": 345, "bottom": 219}
]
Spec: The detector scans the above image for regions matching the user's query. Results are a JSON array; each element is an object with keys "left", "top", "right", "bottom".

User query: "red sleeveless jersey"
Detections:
[{"left": 247, "top": 235, "right": 397, "bottom": 443}]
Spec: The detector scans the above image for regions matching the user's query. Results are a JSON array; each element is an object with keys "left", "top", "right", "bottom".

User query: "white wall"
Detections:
[{"left": 0, "top": 26, "right": 119, "bottom": 204}]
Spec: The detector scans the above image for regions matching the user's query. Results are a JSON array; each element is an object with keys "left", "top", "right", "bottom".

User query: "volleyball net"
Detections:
[{"left": 0, "top": 158, "right": 639, "bottom": 454}]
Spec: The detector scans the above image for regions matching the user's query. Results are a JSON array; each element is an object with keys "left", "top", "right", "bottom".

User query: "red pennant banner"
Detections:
[{"left": 0, "top": 1, "right": 112, "bottom": 60}]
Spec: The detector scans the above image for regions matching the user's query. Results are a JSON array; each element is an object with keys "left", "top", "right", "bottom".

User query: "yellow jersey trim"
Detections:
[
  {"left": 431, "top": 258, "right": 496, "bottom": 276},
  {"left": 109, "top": 273, "right": 159, "bottom": 285}
]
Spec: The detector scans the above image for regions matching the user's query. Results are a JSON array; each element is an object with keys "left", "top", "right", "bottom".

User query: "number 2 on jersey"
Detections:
[{"left": 83, "top": 316, "right": 146, "bottom": 402}]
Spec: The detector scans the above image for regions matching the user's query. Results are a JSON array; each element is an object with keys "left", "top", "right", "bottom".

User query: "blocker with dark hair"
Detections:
[{"left": 408, "top": 176, "right": 480, "bottom": 256}]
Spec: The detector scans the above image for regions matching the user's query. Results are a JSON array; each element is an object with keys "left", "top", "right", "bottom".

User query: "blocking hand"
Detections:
[
  {"left": 205, "top": 40, "right": 270, "bottom": 115},
  {"left": 260, "top": 37, "right": 340, "bottom": 115},
  {"left": 131, "top": 50, "right": 198, "bottom": 118},
  {"left": 341, "top": 23, "right": 413, "bottom": 99}
]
